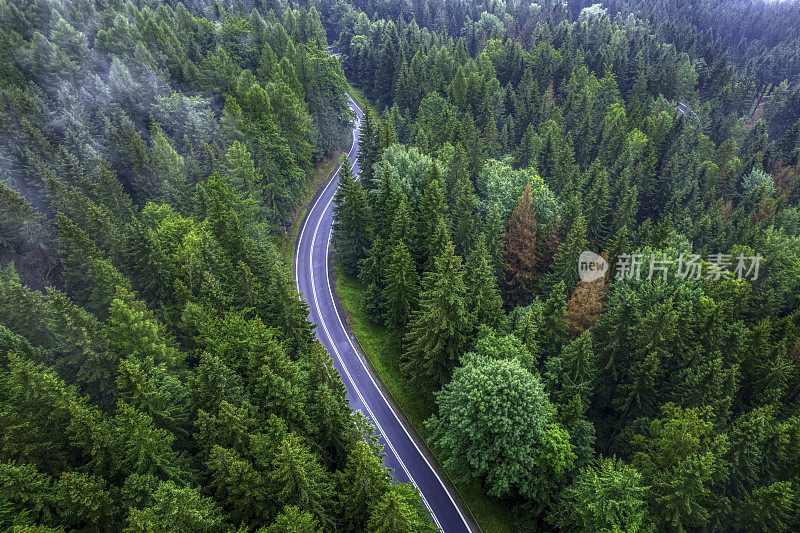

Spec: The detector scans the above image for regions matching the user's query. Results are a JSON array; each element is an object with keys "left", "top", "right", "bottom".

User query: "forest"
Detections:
[
  {"left": 0, "top": 0, "right": 433, "bottom": 531},
  {"left": 326, "top": 0, "right": 800, "bottom": 530},
  {"left": 1, "top": 0, "right": 799, "bottom": 532}
]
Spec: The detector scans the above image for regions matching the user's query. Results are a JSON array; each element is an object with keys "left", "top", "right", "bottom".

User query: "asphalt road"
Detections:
[{"left": 293, "top": 97, "right": 474, "bottom": 532}]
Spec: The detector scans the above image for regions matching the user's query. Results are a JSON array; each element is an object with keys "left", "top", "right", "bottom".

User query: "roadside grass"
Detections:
[
  {"left": 333, "top": 262, "right": 515, "bottom": 533},
  {"left": 281, "top": 149, "right": 343, "bottom": 267},
  {"left": 347, "top": 84, "right": 368, "bottom": 112}
]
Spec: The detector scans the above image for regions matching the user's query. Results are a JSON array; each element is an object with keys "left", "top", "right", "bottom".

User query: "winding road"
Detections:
[{"left": 293, "top": 96, "right": 474, "bottom": 532}]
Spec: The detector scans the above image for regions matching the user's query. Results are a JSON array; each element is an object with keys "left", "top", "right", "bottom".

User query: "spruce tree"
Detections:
[
  {"left": 503, "top": 183, "right": 538, "bottom": 305},
  {"left": 485, "top": 204, "right": 506, "bottom": 279},
  {"left": 336, "top": 440, "right": 391, "bottom": 531},
  {"left": 382, "top": 241, "right": 420, "bottom": 337},
  {"left": 366, "top": 483, "right": 437, "bottom": 533},
  {"left": 450, "top": 174, "right": 479, "bottom": 256},
  {"left": 332, "top": 156, "right": 372, "bottom": 277},
  {"left": 271, "top": 433, "right": 333, "bottom": 529},
  {"left": 541, "top": 280, "right": 569, "bottom": 360},
  {"left": 356, "top": 106, "right": 380, "bottom": 190},
  {"left": 403, "top": 244, "right": 473, "bottom": 389},
  {"left": 465, "top": 235, "right": 505, "bottom": 330},
  {"left": 423, "top": 216, "right": 451, "bottom": 274},
  {"left": 547, "top": 213, "right": 589, "bottom": 295},
  {"left": 412, "top": 163, "right": 448, "bottom": 267}
]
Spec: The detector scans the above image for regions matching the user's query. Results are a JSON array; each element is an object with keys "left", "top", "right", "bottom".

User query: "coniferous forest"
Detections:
[{"left": 2, "top": 0, "right": 800, "bottom": 532}]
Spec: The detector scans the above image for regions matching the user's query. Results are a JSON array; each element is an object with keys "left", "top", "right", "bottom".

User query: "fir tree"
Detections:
[
  {"left": 503, "top": 183, "right": 538, "bottom": 305},
  {"left": 465, "top": 235, "right": 505, "bottom": 330},
  {"left": 382, "top": 241, "right": 420, "bottom": 337},
  {"left": 403, "top": 244, "right": 473, "bottom": 389},
  {"left": 332, "top": 156, "right": 372, "bottom": 277},
  {"left": 356, "top": 107, "right": 380, "bottom": 190}
]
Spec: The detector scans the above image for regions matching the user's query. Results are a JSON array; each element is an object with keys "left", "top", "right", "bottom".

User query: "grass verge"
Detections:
[
  {"left": 347, "top": 84, "right": 368, "bottom": 112},
  {"left": 281, "top": 149, "right": 343, "bottom": 266},
  {"left": 333, "top": 262, "right": 515, "bottom": 533}
]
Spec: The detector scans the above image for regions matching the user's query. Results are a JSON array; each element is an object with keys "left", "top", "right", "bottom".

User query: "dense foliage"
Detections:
[
  {"left": 0, "top": 1, "right": 432, "bottom": 531},
  {"left": 326, "top": 0, "right": 800, "bottom": 530}
]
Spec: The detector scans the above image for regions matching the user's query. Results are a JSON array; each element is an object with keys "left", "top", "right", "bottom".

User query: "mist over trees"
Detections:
[
  {"left": 1, "top": 0, "right": 800, "bottom": 531},
  {"left": 0, "top": 1, "right": 432, "bottom": 531}
]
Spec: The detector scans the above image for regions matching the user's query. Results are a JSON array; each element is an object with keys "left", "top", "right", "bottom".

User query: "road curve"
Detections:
[{"left": 293, "top": 97, "right": 474, "bottom": 533}]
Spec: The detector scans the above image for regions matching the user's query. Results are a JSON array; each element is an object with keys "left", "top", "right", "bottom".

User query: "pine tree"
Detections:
[
  {"left": 332, "top": 156, "right": 372, "bottom": 277},
  {"left": 465, "top": 235, "right": 505, "bottom": 330},
  {"left": 545, "top": 332, "right": 597, "bottom": 409},
  {"left": 631, "top": 404, "right": 730, "bottom": 532},
  {"left": 336, "top": 440, "right": 391, "bottom": 531},
  {"left": 412, "top": 164, "right": 448, "bottom": 267},
  {"left": 547, "top": 214, "right": 589, "bottom": 295},
  {"left": 271, "top": 433, "right": 333, "bottom": 529},
  {"left": 383, "top": 241, "right": 420, "bottom": 337},
  {"left": 366, "top": 483, "right": 437, "bottom": 533},
  {"left": 585, "top": 166, "right": 611, "bottom": 247},
  {"left": 541, "top": 280, "right": 569, "bottom": 360},
  {"left": 423, "top": 216, "right": 450, "bottom": 274},
  {"left": 356, "top": 106, "right": 380, "bottom": 190},
  {"left": 126, "top": 480, "right": 225, "bottom": 532},
  {"left": 548, "top": 458, "right": 651, "bottom": 532},
  {"left": 388, "top": 195, "right": 412, "bottom": 247},
  {"left": 450, "top": 174, "right": 479, "bottom": 256},
  {"left": 206, "top": 445, "right": 265, "bottom": 525},
  {"left": 403, "top": 244, "right": 473, "bottom": 389},
  {"left": 267, "top": 505, "right": 320, "bottom": 532},
  {"left": 225, "top": 141, "right": 263, "bottom": 207},
  {"left": 503, "top": 183, "right": 538, "bottom": 305},
  {"left": 485, "top": 204, "right": 506, "bottom": 279},
  {"left": 373, "top": 163, "right": 403, "bottom": 240}
]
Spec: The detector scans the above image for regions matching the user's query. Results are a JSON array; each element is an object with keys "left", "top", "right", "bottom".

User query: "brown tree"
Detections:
[
  {"left": 565, "top": 253, "right": 609, "bottom": 337},
  {"left": 503, "top": 183, "right": 538, "bottom": 305}
]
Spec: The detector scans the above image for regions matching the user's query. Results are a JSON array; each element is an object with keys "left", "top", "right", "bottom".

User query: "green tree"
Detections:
[
  {"left": 267, "top": 505, "right": 319, "bottom": 532},
  {"left": 465, "top": 235, "right": 505, "bottom": 330},
  {"left": 366, "top": 483, "right": 437, "bottom": 533},
  {"left": 357, "top": 106, "right": 380, "bottom": 190},
  {"left": 336, "top": 440, "right": 391, "bottom": 531},
  {"left": 403, "top": 244, "right": 473, "bottom": 389},
  {"left": 631, "top": 404, "right": 730, "bottom": 532},
  {"left": 427, "top": 354, "right": 574, "bottom": 502},
  {"left": 125, "top": 481, "right": 225, "bottom": 533},
  {"left": 548, "top": 458, "right": 653, "bottom": 533},
  {"left": 382, "top": 241, "right": 420, "bottom": 337},
  {"left": 270, "top": 433, "right": 333, "bottom": 528},
  {"left": 332, "top": 156, "right": 372, "bottom": 277}
]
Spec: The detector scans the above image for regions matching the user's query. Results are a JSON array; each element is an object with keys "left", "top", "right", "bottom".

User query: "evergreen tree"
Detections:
[
  {"left": 271, "top": 433, "right": 333, "bottom": 529},
  {"left": 403, "top": 244, "right": 473, "bottom": 389},
  {"left": 450, "top": 174, "right": 479, "bottom": 256},
  {"left": 356, "top": 106, "right": 380, "bottom": 190},
  {"left": 366, "top": 484, "right": 437, "bottom": 533},
  {"left": 503, "top": 183, "right": 538, "bottom": 305},
  {"left": 631, "top": 404, "right": 730, "bottom": 532},
  {"left": 382, "top": 241, "right": 420, "bottom": 337},
  {"left": 548, "top": 458, "right": 653, "bottom": 532},
  {"left": 546, "top": 214, "right": 589, "bottom": 295},
  {"left": 336, "top": 441, "right": 391, "bottom": 531},
  {"left": 412, "top": 162, "right": 448, "bottom": 268},
  {"left": 332, "top": 156, "right": 372, "bottom": 277},
  {"left": 465, "top": 235, "right": 505, "bottom": 330}
]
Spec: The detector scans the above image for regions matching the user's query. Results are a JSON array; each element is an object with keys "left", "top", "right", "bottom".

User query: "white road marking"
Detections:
[{"left": 294, "top": 96, "right": 472, "bottom": 532}]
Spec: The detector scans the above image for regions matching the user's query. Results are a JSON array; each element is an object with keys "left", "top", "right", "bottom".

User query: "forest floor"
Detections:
[{"left": 333, "top": 264, "right": 515, "bottom": 533}]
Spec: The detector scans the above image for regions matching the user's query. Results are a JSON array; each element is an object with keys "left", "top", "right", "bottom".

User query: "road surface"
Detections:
[{"left": 293, "top": 96, "right": 474, "bottom": 532}]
